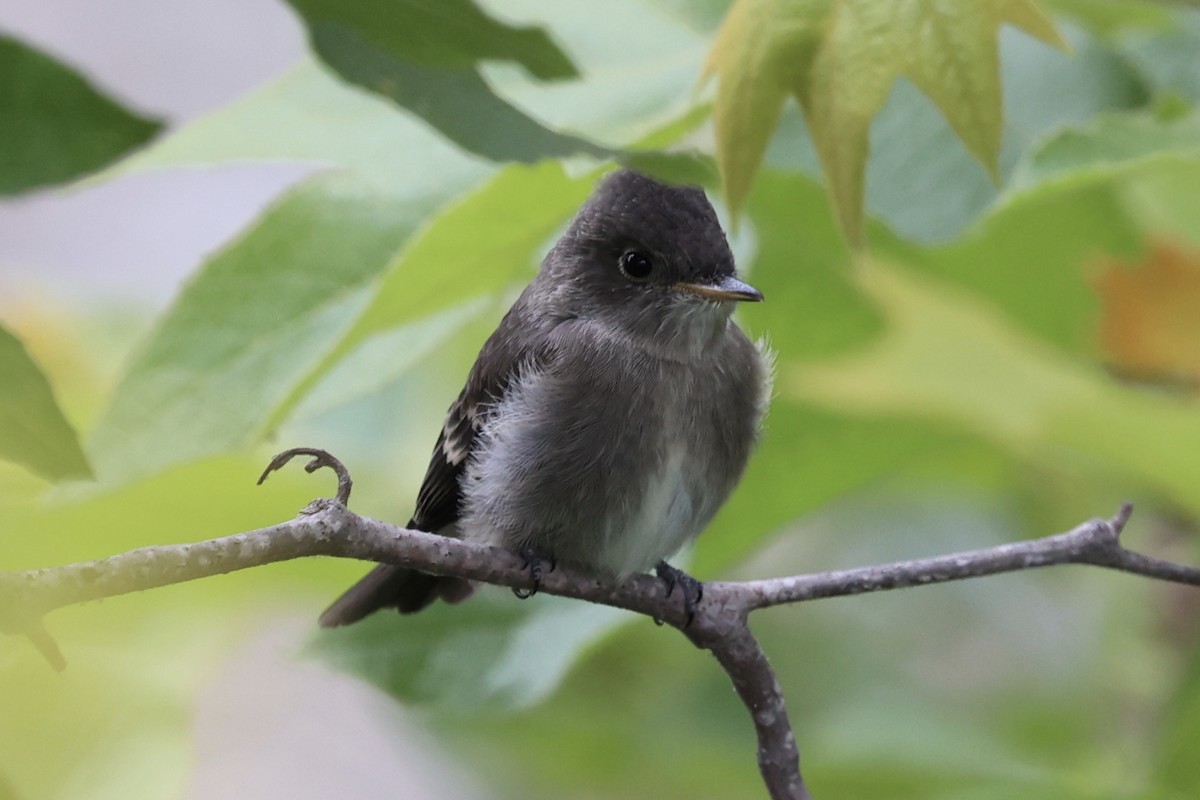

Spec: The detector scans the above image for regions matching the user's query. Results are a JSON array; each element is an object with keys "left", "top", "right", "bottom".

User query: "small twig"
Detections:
[
  {"left": 719, "top": 503, "right": 1186, "bottom": 612},
  {"left": 23, "top": 620, "right": 66, "bottom": 672},
  {"left": 3, "top": 453, "right": 1199, "bottom": 800}
]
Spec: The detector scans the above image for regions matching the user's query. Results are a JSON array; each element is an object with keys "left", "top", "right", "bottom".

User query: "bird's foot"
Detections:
[
  {"left": 513, "top": 545, "right": 555, "bottom": 599},
  {"left": 655, "top": 561, "right": 703, "bottom": 627}
]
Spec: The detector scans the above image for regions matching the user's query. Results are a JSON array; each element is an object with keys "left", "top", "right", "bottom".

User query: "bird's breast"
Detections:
[
  {"left": 594, "top": 439, "right": 712, "bottom": 576},
  {"left": 459, "top": 330, "right": 765, "bottom": 576}
]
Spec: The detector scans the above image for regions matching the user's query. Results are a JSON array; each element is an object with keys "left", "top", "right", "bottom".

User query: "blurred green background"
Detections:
[{"left": 1, "top": 1, "right": 1199, "bottom": 798}]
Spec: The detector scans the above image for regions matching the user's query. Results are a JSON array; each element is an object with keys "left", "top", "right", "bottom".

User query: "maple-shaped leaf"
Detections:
[
  {"left": 703, "top": 0, "right": 1066, "bottom": 244},
  {"left": 1095, "top": 242, "right": 1200, "bottom": 390}
]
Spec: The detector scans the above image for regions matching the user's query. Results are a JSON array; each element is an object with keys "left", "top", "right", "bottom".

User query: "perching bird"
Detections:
[{"left": 319, "top": 168, "right": 771, "bottom": 627}]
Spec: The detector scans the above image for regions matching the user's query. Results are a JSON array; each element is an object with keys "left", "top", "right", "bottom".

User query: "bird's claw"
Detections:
[
  {"left": 655, "top": 561, "right": 703, "bottom": 627},
  {"left": 513, "top": 545, "right": 554, "bottom": 599}
]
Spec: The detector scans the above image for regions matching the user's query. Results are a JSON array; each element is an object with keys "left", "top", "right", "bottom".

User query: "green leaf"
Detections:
[
  {"left": 482, "top": 0, "right": 712, "bottom": 148},
  {"left": 338, "top": 162, "right": 591, "bottom": 355},
  {"left": 0, "top": 323, "right": 91, "bottom": 481},
  {"left": 108, "top": 61, "right": 489, "bottom": 191},
  {"left": 1010, "top": 108, "right": 1200, "bottom": 192},
  {"left": 282, "top": 0, "right": 617, "bottom": 164},
  {"left": 764, "top": 22, "right": 1151, "bottom": 242},
  {"left": 704, "top": 0, "right": 1066, "bottom": 243},
  {"left": 1117, "top": 11, "right": 1200, "bottom": 101},
  {"left": 0, "top": 34, "right": 160, "bottom": 194},
  {"left": 81, "top": 59, "right": 523, "bottom": 485},
  {"left": 285, "top": 0, "right": 579, "bottom": 80},
  {"left": 1154, "top": 649, "right": 1200, "bottom": 794},
  {"left": 311, "top": 591, "right": 627, "bottom": 711},
  {"left": 790, "top": 258, "right": 1200, "bottom": 520},
  {"left": 905, "top": 142, "right": 1200, "bottom": 361},
  {"left": 1040, "top": 0, "right": 1175, "bottom": 37},
  {"left": 308, "top": 23, "right": 607, "bottom": 163},
  {"left": 270, "top": 160, "right": 592, "bottom": 431},
  {"left": 285, "top": 297, "right": 492, "bottom": 423},
  {"left": 908, "top": 179, "right": 1144, "bottom": 358},
  {"left": 282, "top": 0, "right": 717, "bottom": 168},
  {"left": 85, "top": 174, "right": 450, "bottom": 485}
]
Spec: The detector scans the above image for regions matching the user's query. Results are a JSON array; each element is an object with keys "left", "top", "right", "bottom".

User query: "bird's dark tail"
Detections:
[{"left": 318, "top": 564, "right": 473, "bottom": 627}]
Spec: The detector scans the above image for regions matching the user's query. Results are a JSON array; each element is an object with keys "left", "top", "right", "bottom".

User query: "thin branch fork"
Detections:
[{"left": 3, "top": 451, "right": 1199, "bottom": 800}]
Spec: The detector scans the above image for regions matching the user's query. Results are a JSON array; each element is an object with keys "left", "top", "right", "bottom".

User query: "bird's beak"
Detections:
[{"left": 674, "top": 274, "right": 764, "bottom": 303}]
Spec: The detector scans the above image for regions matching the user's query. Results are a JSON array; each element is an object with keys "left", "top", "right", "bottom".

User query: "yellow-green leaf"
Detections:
[
  {"left": 790, "top": 258, "right": 1200, "bottom": 516},
  {"left": 705, "top": 0, "right": 1066, "bottom": 244},
  {"left": 0, "top": 323, "right": 91, "bottom": 481}
]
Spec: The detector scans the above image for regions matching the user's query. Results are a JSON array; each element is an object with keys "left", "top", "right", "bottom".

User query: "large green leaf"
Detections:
[
  {"left": 482, "top": 0, "right": 711, "bottom": 147},
  {"left": 285, "top": 0, "right": 579, "bottom": 79},
  {"left": 903, "top": 180, "right": 1143, "bottom": 358},
  {"left": 85, "top": 174, "right": 474, "bottom": 485},
  {"left": 791, "top": 258, "right": 1200, "bottom": 519},
  {"left": 282, "top": 0, "right": 619, "bottom": 164},
  {"left": 284, "top": 297, "right": 493, "bottom": 423},
  {"left": 312, "top": 591, "right": 627, "bottom": 711},
  {"left": 1010, "top": 107, "right": 1200, "bottom": 191},
  {"left": 264, "top": 161, "right": 591, "bottom": 431},
  {"left": 333, "top": 163, "right": 590, "bottom": 362},
  {"left": 108, "top": 61, "right": 488, "bottom": 191},
  {"left": 0, "top": 324, "right": 91, "bottom": 481},
  {"left": 80, "top": 59, "right": 509, "bottom": 485},
  {"left": 0, "top": 34, "right": 160, "bottom": 194},
  {"left": 308, "top": 23, "right": 606, "bottom": 163},
  {"left": 898, "top": 140, "right": 1200, "bottom": 361},
  {"left": 0, "top": 622, "right": 212, "bottom": 800},
  {"left": 285, "top": 0, "right": 717, "bottom": 167}
]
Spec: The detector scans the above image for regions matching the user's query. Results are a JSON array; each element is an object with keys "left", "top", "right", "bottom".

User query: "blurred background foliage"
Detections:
[{"left": 1, "top": 1, "right": 1199, "bottom": 798}]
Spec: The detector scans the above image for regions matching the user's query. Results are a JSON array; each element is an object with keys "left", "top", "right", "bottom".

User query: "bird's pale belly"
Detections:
[{"left": 592, "top": 443, "right": 713, "bottom": 576}]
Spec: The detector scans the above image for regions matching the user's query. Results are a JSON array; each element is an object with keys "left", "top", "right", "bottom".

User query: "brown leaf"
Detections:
[{"left": 1094, "top": 242, "right": 1200, "bottom": 389}]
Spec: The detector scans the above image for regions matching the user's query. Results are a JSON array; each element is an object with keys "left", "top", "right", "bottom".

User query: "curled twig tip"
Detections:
[{"left": 257, "top": 447, "right": 353, "bottom": 505}]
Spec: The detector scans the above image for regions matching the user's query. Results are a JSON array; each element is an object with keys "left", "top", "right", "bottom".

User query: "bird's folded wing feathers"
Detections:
[{"left": 408, "top": 307, "right": 551, "bottom": 533}]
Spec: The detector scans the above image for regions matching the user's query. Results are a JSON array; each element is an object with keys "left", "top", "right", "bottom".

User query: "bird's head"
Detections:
[{"left": 541, "top": 169, "right": 762, "bottom": 355}]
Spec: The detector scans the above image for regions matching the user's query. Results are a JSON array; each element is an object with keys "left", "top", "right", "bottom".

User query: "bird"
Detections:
[{"left": 319, "top": 168, "right": 771, "bottom": 628}]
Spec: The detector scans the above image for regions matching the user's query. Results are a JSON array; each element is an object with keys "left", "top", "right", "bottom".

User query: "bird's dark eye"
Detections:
[{"left": 619, "top": 250, "right": 653, "bottom": 280}]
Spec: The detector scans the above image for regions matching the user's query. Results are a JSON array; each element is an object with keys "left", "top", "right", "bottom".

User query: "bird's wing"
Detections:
[
  {"left": 321, "top": 299, "right": 554, "bottom": 626},
  {"left": 408, "top": 306, "right": 548, "bottom": 532}
]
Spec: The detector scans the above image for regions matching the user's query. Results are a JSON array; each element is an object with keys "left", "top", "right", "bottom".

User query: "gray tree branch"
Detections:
[{"left": 2, "top": 452, "right": 1198, "bottom": 800}]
